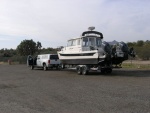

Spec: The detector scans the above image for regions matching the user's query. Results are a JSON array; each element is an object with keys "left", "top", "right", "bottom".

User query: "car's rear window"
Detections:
[{"left": 50, "top": 55, "right": 59, "bottom": 60}]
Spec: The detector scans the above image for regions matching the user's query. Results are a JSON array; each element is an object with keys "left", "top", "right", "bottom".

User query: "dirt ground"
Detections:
[{"left": 0, "top": 64, "right": 150, "bottom": 113}]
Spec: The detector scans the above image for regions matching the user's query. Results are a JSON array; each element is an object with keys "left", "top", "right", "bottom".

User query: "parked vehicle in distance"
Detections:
[{"left": 27, "top": 54, "right": 60, "bottom": 71}]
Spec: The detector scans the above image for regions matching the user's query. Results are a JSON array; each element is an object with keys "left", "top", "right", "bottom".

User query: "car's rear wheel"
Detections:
[
  {"left": 31, "top": 65, "right": 34, "bottom": 70},
  {"left": 43, "top": 64, "right": 47, "bottom": 71}
]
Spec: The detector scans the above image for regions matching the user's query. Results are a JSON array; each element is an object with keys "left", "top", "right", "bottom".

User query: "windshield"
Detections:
[
  {"left": 82, "top": 37, "right": 102, "bottom": 47},
  {"left": 96, "top": 38, "right": 102, "bottom": 47},
  {"left": 82, "top": 37, "right": 88, "bottom": 46},
  {"left": 89, "top": 38, "right": 95, "bottom": 46},
  {"left": 50, "top": 55, "right": 59, "bottom": 60}
]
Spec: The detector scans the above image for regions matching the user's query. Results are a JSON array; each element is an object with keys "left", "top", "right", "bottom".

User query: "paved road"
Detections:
[{"left": 0, "top": 64, "right": 150, "bottom": 113}]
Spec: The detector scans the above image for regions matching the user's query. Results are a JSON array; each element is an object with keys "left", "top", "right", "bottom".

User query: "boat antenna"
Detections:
[{"left": 88, "top": 26, "right": 95, "bottom": 31}]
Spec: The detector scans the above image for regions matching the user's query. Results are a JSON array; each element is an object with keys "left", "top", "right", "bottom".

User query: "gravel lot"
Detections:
[{"left": 0, "top": 64, "right": 150, "bottom": 113}]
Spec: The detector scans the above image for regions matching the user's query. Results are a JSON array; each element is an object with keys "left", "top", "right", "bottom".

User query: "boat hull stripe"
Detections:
[{"left": 59, "top": 53, "right": 95, "bottom": 56}]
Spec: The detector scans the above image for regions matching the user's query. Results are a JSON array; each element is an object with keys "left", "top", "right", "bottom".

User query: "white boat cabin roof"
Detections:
[
  {"left": 67, "top": 30, "right": 103, "bottom": 41},
  {"left": 66, "top": 31, "right": 103, "bottom": 47},
  {"left": 67, "top": 36, "right": 102, "bottom": 47},
  {"left": 67, "top": 37, "right": 82, "bottom": 41},
  {"left": 68, "top": 35, "right": 102, "bottom": 41}
]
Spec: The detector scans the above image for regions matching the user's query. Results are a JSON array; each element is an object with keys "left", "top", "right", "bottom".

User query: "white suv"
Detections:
[{"left": 27, "top": 54, "right": 60, "bottom": 70}]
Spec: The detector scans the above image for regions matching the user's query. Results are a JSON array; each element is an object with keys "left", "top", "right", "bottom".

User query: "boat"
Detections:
[{"left": 57, "top": 27, "right": 112, "bottom": 71}]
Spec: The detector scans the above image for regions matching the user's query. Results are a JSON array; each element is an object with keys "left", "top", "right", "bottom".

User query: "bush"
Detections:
[{"left": 0, "top": 56, "right": 27, "bottom": 64}]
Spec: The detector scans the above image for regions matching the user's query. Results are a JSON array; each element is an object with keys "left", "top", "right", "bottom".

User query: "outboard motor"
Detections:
[
  {"left": 119, "top": 42, "right": 128, "bottom": 52},
  {"left": 97, "top": 41, "right": 112, "bottom": 69},
  {"left": 128, "top": 47, "right": 135, "bottom": 57},
  {"left": 119, "top": 42, "right": 129, "bottom": 60},
  {"left": 119, "top": 42, "right": 135, "bottom": 58},
  {"left": 110, "top": 41, "right": 129, "bottom": 66},
  {"left": 102, "top": 41, "right": 112, "bottom": 55},
  {"left": 102, "top": 41, "right": 112, "bottom": 61}
]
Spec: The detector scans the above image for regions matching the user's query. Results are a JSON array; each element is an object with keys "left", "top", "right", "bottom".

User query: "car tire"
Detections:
[
  {"left": 43, "top": 64, "right": 47, "bottom": 71},
  {"left": 31, "top": 65, "right": 34, "bottom": 70}
]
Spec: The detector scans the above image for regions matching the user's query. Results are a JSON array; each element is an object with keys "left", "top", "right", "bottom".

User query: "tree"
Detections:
[
  {"left": 127, "top": 42, "right": 134, "bottom": 47},
  {"left": 36, "top": 41, "right": 42, "bottom": 54},
  {"left": 137, "top": 46, "right": 150, "bottom": 60},
  {"left": 136, "top": 40, "right": 144, "bottom": 47},
  {"left": 145, "top": 40, "right": 150, "bottom": 46},
  {"left": 17, "top": 39, "right": 40, "bottom": 56}
]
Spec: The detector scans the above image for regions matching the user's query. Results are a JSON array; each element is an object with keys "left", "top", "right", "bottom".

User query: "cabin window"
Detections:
[
  {"left": 67, "top": 40, "right": 72, "bottom": 46},
  {"left": 82, "top": 37, "right": 88, "bottom": 46},
  {"left": 89, "top": 38, "right": 95, "bottom": 46},
  {"left": 77, "top": 39, "right": 81, "bottom": 45},
  {"left": 67, "top": 40, "right": 76, "bottom": 46},
  {"left": 96, "top": 38, "right": 102, "bottom": 47},
  {"left": 72, "top": 40, "right": 76, "bottom": 46}
]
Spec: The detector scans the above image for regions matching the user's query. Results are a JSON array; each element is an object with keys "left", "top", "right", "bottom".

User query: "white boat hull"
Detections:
[{"left": 58, "top": 51, "right": 106, "bottom": 65}]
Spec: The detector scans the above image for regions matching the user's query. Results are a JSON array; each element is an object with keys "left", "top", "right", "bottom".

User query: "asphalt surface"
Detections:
[{"left": 0, "top": 64, "right": 150, "bottom": 113}]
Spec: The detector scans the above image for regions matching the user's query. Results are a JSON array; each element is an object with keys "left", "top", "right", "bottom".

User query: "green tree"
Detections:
[
  {"left": 36, "top": 41, "right": 42, "bottom": 54},
  {"left": 145, "top": 40, "right": 150, "bottom": 46},
  {"left": 137, "top": 46, "right": 150, "bottom": 60},
  {"left": 127, "top": 42, "right": 135, "bottom": 47},
  {"left": 17, "top": 39, "right": 39, "bottom": 56},
  {"left": 136, "top": 40, "right": 144, "bottom": 47}
]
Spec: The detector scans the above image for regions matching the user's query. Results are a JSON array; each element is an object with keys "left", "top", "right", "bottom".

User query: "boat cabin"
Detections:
[{"left": 65, "top": 31, "right": 103, "bottom": 53}]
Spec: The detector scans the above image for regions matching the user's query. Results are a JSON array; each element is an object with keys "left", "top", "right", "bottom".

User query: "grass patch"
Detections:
[
  {"left": 122, "top": 63, "right": 150, "bottom": 69},
  {"left": 0, "top": 61, "right": 21, "bottom": 65}
]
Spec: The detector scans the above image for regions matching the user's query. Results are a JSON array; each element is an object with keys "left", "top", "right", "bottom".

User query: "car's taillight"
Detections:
[{"left": 48, "top": 60, "right": 50, "bottom": 64}]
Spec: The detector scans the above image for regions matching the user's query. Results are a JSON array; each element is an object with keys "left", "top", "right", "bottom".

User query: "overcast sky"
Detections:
[{"left": 0, "top": 0, "right": 150, "bottom": 49}]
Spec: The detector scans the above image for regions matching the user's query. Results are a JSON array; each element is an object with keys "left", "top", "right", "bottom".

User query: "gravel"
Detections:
[{"left": 0, "top": 64, "right": 150, "bottom": 113}]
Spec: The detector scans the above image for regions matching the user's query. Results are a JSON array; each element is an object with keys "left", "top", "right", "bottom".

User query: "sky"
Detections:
[{"left": 0, "top": 0, "right": 150, "bottom": 49}]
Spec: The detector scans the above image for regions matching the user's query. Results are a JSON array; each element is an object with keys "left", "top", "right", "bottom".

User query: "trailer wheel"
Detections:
[
  {"left": 56, "top": 66, "right": 59, "bottom": 70},
  {"left": 82, "top": 65, "right": 88, "bottom": 75},
  {"left": 31, "top": 65, "right": 34, "bottom": 70},
  {"left": 101, "top": 69, "right": 105, "bottom": 74},
  {"left": 43, "top": 64, "right": 47, "bottom": 71},
  {"left": 76, "top": 66, "right": 82, "bottom": 75},
  {"left": 61, "top": 64, "right": 65, "bottom": 69}
]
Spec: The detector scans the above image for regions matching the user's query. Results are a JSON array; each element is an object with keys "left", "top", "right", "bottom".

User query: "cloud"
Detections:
[{"left": 0, "top": 0, "right": 150, "bottom": 49}]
